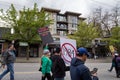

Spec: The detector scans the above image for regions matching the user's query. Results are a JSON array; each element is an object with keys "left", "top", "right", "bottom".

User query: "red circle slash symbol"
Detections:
[{"left": 61, "top": 43, "right": 77, "bottom": 63}]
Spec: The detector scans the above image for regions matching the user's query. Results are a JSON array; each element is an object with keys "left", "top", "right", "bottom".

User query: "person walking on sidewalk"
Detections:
[
  {"left": 51, "top": 47, "right": 66, "bottom": 80},
  {"left": 115, "top": 53, "right": 120, "bottom": 78},
  {"left": 41, "top": 49, "right": 52, "bottom": 80},
  {"left": 108, "top": 46, "right": 118, "bottom": 72},
  {"left": 108, "top": 54, "right": 117, "bottom": 72},
  {"left": 0, "top": 44, "right": 16, "bottom": 80},
  {"left": 70, "top": 47, "right": 92, "bottom": 80}
]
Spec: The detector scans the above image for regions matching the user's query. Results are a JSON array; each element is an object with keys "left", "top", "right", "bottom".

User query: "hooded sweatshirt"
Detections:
[
  {"left": 51, "top": 55, "right": 66, "bottom": 78},
  {"left": 70, "top": 58, "right": 92, "bottom": 80}
]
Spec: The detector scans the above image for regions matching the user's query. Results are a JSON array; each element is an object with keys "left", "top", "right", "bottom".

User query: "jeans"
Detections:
[
  {"left": 54, "top": 77, "right": 64, "bottom": 80},
  {"left": 0, "top": 63, "right": 14, "bottom": 80}
]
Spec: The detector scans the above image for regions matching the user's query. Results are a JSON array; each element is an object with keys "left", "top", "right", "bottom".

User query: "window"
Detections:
[
  {"left": 19, "top": 47, "right": 27, "bottom": 57},
  {"left": 57, "top": 15, "right": 66, "bottom": 22},
  {"left": 69, "top": 16, "right": 78, "bottom": 24},
  {"left": 57, "top": 30, "right": 67, "bottom": 36},
  {"left": 72, "top": 24, "right": 77, "bottom": 28},
  {"left": 72, "top": 16, "right": 77, "bottom": 24},
  {"left": 30, "top": 47, "right": 38, "bottom": 57}
]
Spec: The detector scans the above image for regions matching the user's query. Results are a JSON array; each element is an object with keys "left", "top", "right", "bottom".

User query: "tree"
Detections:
[
  {"left": 88, "top": 8, "right": 112, "bottom": 37},
  {"left": 87, "top": 8, "right": 103, "bottom": 37},
  {"left": 0, "top": 3, "right": 52, "bottom": 60},
  {"left": 109, "top": 27, "right": 120, "bottom": 52},
  {"left": 68, "top": 21, "right": 99, "bottom": 47},
  {"left": 88, "top": 6, "right": 120, "bottom": 38},
  {"left": 110, "top": 5, "right": 120, "bottom": 27}
]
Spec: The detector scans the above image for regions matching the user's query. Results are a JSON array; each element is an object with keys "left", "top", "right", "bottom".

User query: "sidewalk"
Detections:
[
  {"left": 16, "top": 57, "right": 41, "bottom": 63},
  {"left": 16, "top": 56, "right": 112, "bottom": 63},
  {"left": 86, "top": 57, "right": 112, "bottom": 63}
]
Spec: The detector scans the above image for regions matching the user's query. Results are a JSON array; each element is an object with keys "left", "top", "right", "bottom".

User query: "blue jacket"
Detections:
[{"left": 70, "top": 58, "right": 92, "bottom": 80}]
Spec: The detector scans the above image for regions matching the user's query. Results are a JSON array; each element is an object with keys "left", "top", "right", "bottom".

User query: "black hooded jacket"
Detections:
[
  {"left": 70, "top": 57, "right": 92, "bottom": 80},
  {"left": 51, "top": 55, "right": 66, "bottom": 78}
]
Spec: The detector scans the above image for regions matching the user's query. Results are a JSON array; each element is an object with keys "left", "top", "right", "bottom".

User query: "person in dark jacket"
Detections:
[
  {"left": 0, "top": 44, "right": 16, "bottom": 80},
  {"left": 70, "top": 47, "right": 92, "bottom": 80},
  {"left": 108, "top": 54, "right": 117, "bottom": 72},
  {"left": 115, "top": 53, "right": 120, "bottom": 78},
  {"left": 51, "top": 47, "right": 66, "bottom": 80}
]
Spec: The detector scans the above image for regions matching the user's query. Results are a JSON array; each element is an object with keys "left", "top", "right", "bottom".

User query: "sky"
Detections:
[{"left": 0, "top": 0, "right": 120, "bottom": 17}]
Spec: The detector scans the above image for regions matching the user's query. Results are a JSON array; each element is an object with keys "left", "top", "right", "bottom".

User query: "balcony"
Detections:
[{"left": 57, "top": 24, "right": 68, "bottom": 31}]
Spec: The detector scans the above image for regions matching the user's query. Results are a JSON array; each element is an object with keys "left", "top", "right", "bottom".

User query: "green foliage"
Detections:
[
  {"left": 69, "top": 21, "right": 99, "bottom": 47},
  {"left": 0, "top": 3, "right": 53, "bottom": 60},
  {"left": 0, "top": 3, "right": 52, "bottom": 43},
  {"left": 109, "top": 27, "right": 120, "bottom": 50},
  {"left": 111, "top": 27, "right": 120, "bottom": 40}
]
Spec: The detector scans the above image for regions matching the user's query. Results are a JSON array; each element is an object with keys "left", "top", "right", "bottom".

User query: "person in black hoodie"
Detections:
[
  {"left": 70, "top": 47, "right": 92, "bottom": 80},
  {"left": 51, "top": 47, "right": 66, "bottom": 80}
]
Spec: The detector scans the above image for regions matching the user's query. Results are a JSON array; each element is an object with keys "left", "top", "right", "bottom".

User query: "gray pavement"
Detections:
[
  {"left": 0, "top": 58, "right": 119, "bottom": 80},
  {"left": 15, "top": 56, "right": 112, "bottom": 63}
]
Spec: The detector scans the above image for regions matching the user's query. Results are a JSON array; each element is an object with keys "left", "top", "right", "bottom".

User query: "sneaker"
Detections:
[
  {"left": 108, "top": 69, "right": 111, "bottom": 72},
  {"left": 117, "top": 75, "right": 119, "bottom": 78}
]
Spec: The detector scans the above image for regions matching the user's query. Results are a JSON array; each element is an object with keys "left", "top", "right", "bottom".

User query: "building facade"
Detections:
[
  {"left": 41, "top": 7, "right": 85, "bottom": 40},
  {"left": 0, "top": 7, "right": 85, "bottom": 57},
  {"left": 0, "top": 27, "right": 11, "bottom": 54},
  {"left": 40, "top": 7, "right": 86, "bottom": 55}
]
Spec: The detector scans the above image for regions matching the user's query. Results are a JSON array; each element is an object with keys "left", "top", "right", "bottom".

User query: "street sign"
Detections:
[{"left": 60, "top": 38, "right": 77, "bottom": 65}]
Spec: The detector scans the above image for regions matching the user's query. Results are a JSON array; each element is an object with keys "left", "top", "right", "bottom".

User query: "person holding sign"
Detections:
[
  {"left": 51, "top": 47, "right": 66, "bottom": 80},
  {"left": 70, "top": 47, "right": 92, "bottom": 80}
]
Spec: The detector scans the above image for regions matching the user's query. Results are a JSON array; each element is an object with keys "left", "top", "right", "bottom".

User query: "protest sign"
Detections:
[
  {"left": 60, "top": 38, "right": 77, "bottom": 65},
  {"left": 38, "top": 27, "right": 53, "bottom": 45}
]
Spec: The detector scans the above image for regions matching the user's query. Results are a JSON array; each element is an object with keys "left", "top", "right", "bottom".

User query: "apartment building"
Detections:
[{"left": 41, "top": 7, "right": 85, "bottom": 41}]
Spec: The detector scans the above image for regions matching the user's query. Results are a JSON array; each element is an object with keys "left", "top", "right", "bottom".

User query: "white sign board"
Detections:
[
  {"left": 60, "top": 38, "right": 77, "bottom": 65},
  {"left": 19, "top": 42, "right": 28, "bottom": 46}
]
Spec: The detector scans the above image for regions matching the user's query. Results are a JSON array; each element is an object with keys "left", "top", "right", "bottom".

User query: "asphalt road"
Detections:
[{"left": 0, "top": 62, "right": 119, "bottom": 80}]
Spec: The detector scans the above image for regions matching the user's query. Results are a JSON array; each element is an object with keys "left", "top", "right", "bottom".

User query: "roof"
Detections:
[
  {"left": 78, "top": 17, "right": 86, "bottom": 20},
  {"left": 65, "top": 11, "right": 81, "bottom": 16},
  {"left": 41, "top": 7, "right": 60, "bottom": 13}
]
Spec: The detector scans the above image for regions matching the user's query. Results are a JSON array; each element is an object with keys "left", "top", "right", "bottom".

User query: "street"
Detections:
[{"left": 0, "top": 62, "right": 119, "bottom": 80}]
